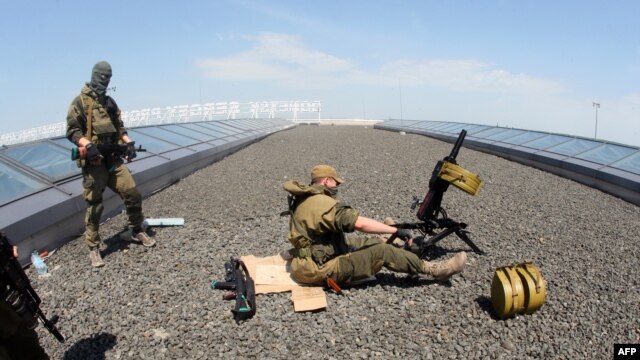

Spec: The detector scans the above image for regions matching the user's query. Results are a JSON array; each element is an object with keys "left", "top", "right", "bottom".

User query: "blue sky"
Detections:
[{"left": 1, "top": 0, "right": 639, "bottom": 146}]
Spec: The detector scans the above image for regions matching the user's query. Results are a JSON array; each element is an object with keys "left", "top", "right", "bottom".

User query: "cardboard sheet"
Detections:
[
  {"left": 240, "top": 254, "right": 327, "bottom": 312},
  {"left": 255, "top": 264, "right": 298, "bottom": 286},
  {"left": 241, "top": 255, "right": 296, "bottom": 293},
  {"left": 291, "top": 287, "right": 328, "bottom": 312}
]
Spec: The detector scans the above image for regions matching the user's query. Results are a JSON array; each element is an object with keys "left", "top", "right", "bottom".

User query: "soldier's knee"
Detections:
[
  {"left": 85, "top": 202, "right": 104, "bottom": 224},
  {"left": 82, "top": 176, "right": 104, "bottom": 202},
  {"left": 86, "top": 197, "right": 102, "bottom": 206},
  {"left": 371, "top": 260, "right": 384, "bottom": 273},
  {"left": 365, "top": 243, "right": 389, "bottom": 257},
  {"left": 335, "top": 256, "right": 355, "bottom": 283},
  {"left": 121, "top": 187, "right": 141, "bottom": 203}
]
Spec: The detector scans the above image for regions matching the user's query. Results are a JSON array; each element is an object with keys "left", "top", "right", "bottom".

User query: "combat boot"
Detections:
[
  {"left": 132, "top": 231, "right": 156, "bottom": 247},
  {"left": 89, "top": 248, "right": 105, "bottom": 268},
  {"left": 423, "top": 252, "right": 467, "bottom": 280}
]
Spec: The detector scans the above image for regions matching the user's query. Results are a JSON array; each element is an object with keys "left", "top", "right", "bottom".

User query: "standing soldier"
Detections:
[{"left": 66, "top": 61, "right": 155, "bottom": 268}]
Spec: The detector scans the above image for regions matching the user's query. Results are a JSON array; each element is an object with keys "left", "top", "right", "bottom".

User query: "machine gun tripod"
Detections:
[{"left": 387, "top": 130, "right": 486, "bottom": 257}]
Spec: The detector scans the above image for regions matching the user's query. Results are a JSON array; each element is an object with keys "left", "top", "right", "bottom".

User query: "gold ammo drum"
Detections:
[
  {"left": 491, "top": 262, "right": 546, "bottom": 319},
  {"left": 438, "top": 161, "right": 483, "bottom": 195}
]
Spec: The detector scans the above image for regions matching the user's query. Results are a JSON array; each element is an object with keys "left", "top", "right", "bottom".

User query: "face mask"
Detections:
[
  {"left": 89, "top": 61, "right": 112, "bottom": 97},
  {"left": 325, "top": 186, "right": 339, "bottom": 198}
]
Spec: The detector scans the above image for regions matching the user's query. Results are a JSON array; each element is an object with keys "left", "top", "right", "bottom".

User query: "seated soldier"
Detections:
[{"left": 281, "top": 164, "right": 466, "bottom": 286}]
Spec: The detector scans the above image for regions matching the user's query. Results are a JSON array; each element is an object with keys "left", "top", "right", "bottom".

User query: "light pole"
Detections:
[
  {"left": 399, "top": 78, "right": 403, "bottom": 126},
  {"left": 592, "top": 102, "right": 600, "bottom": 139}
]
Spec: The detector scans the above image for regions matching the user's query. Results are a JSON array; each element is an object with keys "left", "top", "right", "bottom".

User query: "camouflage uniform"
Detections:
[
  {"left": 283, "top": 180, "right": 425, "bottom": 286},
  {"left": 66, "top": 84, "right": 145, "bottom": 249}
]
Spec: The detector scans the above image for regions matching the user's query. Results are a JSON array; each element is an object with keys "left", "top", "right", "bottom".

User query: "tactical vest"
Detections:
[
  {"left": 78, "top": 93, "right": 119, "bottom": 145},
  {"left": 73, "top": 93, "right": 120, "bottom": 168}
]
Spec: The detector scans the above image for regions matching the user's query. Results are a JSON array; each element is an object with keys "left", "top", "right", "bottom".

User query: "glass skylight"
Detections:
[
  {"left": 136, "top": 126, "right": 201, "bottom": 146},
  {"left": 160, "top": 124, "right": 218, "bottom": 142},
  {"left": 546, "top": 138, "right": 602, "bottom": 157},
  {"left": 0, "top": 163, "right": 48, "bottom": 204},
  {"left": 610, "top": 152, "right": 640, "bottom": 175},
  {"left": 576, "top": 143, "right": 637, "bottom": 165},
  {"left": 1, "top": 142, "right": 78, "bottom": 180}
]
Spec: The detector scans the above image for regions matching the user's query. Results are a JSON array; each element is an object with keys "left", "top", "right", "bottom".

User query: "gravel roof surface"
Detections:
[{"left": 31, "top": 125, "right": 639, "bottom": 359}]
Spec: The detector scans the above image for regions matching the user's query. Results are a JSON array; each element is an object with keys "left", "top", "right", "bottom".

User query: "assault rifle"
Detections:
[
  {"left": 0, "top": 232, "right": 65, "bottom": 343},
  {"left": 387, "top": 130, "right": 486, "bottom": 257},
  {"left": 71, "top": 142, "right": 147, "bottom": 171},
  {"left": 211, "top": 257, "right": 256, "bottom": 323}
]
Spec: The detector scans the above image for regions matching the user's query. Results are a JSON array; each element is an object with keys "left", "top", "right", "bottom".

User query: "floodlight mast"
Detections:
[
  {"left": 592, "top": 101, "right": 600, "bottom": 139},
  {"left": 398, "top": 78, "right": 403, "bottom": 127}
]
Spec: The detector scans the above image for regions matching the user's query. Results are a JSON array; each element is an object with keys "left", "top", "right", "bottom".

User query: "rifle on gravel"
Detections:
[
  {"left": 211, "top": 257, "right": 256, "bottom": 323},
  {"left": 387, "top": 130, "right": 487, "bottom": 257}
]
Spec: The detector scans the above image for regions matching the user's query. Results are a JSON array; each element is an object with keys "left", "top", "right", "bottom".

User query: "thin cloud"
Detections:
[
  {"left": 378, "top": 59, "right": 566, "bottom": 94},
  {"left": 196, "top": 33, "right": 354, "bottom": 85},
  {"left": 196, "top": 32, "right": 565, "bottom": 95}
]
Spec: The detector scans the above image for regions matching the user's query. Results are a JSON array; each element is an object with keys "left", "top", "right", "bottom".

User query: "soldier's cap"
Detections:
[{"left": 310, "top": 164, "right": 344, "bottom": 184}]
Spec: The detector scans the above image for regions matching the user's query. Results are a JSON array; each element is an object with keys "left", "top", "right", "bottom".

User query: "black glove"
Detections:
[
  {"left": 126, "top": 142, "right": 137, "bottom": 161},
  {"left": 395, "top": 228, "right": 413, "bottom": 241},
  {"left": 85, "top": 143, "right": 101, "bottom": 161}
]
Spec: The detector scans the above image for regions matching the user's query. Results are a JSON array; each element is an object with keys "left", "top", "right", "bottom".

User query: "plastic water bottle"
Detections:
[{"left": 31, "top": 250, "right": 48, "bottom": 275}]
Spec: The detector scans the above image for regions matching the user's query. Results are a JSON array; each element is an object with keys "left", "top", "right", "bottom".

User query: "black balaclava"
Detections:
[{"left": 89, "top": 61, "right": 112, "bottom": 97}]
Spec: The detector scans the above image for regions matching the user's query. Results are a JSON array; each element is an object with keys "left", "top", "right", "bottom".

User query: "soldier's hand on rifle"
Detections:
[
  {"left": 85, "top": 143, "right": 102, "bottom": 165},
  {"left": 395, "top": 228, "right": 413, "bottom": 241},
  {"left": 395, "top": 228, "right": 415, "bottom": 248},
  {"left": 125, "top": 142, "right": 137, "bottom": 162}
]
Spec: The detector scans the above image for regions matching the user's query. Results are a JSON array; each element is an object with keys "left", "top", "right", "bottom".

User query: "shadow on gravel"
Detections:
[
  {"left": 421, "top": 246, "right": 478, "bottom": 260},
  {"left": 475, "top": 295, "right": 500, "bottom": 320},
  {"left": 62, "top": 332, "right": 116, "bottom": 360},
  {"left": 101, "top": 232, "right": 132, "bottom": 258},
  {"left": 101, "top": 226, "right": 158, "bottom": 258},
  {"left": 355, "top": 273, "right": 444, "bottom": 290}
]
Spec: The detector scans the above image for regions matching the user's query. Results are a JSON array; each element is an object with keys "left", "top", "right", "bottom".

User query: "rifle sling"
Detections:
[
  {"left": 232, "top": 259, "right": 256, "bottom": 322},
  {"left": 79, "top": 94, "right": 93, "bottom": 142}
]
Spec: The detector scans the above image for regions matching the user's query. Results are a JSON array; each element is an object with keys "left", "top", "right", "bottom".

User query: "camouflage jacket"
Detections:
[
  {"left": 66, "top": 84, "right": 127, "bottom": 146},
  {"left": 283, "top": 180, "right": 359, "bottom": 265}
]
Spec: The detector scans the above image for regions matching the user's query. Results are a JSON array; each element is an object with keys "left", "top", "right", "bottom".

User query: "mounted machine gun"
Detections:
[{"left": 387, "top": 130, "right": 486, "bottom": 257}]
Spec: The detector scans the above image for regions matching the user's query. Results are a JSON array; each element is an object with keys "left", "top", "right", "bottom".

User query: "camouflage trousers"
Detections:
[
  {"left": 290, "top": 235, "right": 424, "bottom": 286},
  {"left": 81, "top": 161, "right": 144, "bottom": 249}
]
